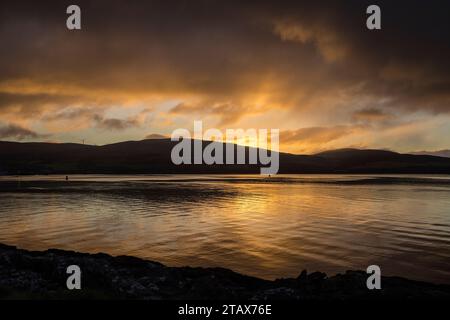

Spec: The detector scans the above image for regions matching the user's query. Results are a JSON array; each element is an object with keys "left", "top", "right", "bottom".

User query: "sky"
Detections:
[{"left": 0, "top": 0, "right": 449, "bottom": 154}]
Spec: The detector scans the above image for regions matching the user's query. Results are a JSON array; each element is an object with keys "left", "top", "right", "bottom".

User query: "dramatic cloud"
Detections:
[
  {"left": 93, "top": 115, "right": 140, "bottom": 131},
  {"left": 352, "top": 108, "right": 393, "bottom": 123},
  {"left": 282, "top": 126, "right": 356, "bottom": 144},
  {"left": 273, "top": 20, "right": 348, "bottom": 62},
  {"left": 0, "top": 92, "right": 79, "bottom": 117},
  {"left": 0, "top": 123, "right": 46, "bottom": 140},
  {"left": 280, "top": 125, "right": 364, "bottom": 153},
  {"left": 0, "top": 0, "right": 449, "bottom": 151},
  {"left": 43, "top": 107, "right": 98, "bottom": 122},
  {"left": 169, "top": 101, "right": 260, "bottom": 126}
]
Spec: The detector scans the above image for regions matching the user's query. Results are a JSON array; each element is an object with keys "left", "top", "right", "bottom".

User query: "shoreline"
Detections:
[{"left": 1, "top": 243, "right": 450, "bottom": 300}]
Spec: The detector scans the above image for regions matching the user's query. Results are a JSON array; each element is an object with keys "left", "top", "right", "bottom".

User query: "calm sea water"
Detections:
[{"left": 0, "top": 174, "right": 449, "bottom": 283}]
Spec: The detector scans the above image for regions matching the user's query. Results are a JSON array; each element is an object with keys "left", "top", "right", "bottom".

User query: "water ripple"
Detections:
[{"left": 0, "top": 174, "right": 449, "bottom": 284}]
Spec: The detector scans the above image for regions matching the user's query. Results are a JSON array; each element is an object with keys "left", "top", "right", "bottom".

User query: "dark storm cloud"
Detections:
[
  {"left": 352, "top": 108, "right": 392, "bottom": 122},
  {"left": 93, "top": 114, "right": 139, "bottom": 131},
  {"left": 0, "top": 0, "right": 449, "bottom": 124},
  {"left": 0, "top": 123, "right": 46, "bottom": 140},
  {"left": 0, "top": 92, "right": 78, "bottom": 115}
]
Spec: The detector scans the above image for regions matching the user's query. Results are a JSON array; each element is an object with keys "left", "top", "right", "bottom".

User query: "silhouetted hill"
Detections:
[
  {"left": 410, "top": 150, "right": 450, "bottom": 158},
  {"left": 315, "top": 148, "right": 398, "bottom": 159},
  {"left": 313, "top": 148, "right": 450, "bottom": 173},
  {"left": 1, "top": 140, "right": 450, "bottom": 174}
]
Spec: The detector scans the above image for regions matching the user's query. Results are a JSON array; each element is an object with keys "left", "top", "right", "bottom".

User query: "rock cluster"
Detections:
[{"left": 1, "top": 243, "right": 449, "bottom": 300}]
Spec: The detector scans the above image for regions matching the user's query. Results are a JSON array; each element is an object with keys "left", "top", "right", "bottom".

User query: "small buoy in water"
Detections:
[{"left": 65, "top": 176, "right": 69, "bottom": 181}]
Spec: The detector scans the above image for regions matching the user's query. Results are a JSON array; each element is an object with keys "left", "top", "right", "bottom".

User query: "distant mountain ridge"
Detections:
[
  {"left": 1, "top": 139, "right": 450, "bottom": 174},
  {"left": 410, "top": 150, "right": 450, "bottom": 158}
]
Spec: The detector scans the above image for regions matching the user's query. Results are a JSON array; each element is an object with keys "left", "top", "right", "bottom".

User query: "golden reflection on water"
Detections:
[{"left": 0, "top": 175, "right": 450, "bottom": 283}]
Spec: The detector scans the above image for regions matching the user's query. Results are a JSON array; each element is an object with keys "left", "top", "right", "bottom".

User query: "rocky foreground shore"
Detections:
[{"left": 1, "top": 243, "right": 449, "bottom": 300}]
